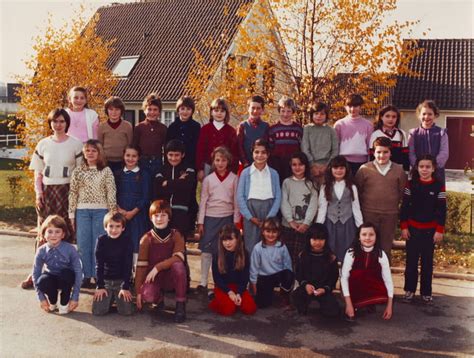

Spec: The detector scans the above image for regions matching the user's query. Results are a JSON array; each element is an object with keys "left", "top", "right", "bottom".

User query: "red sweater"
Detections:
[{"left": 195, "top": 122, "right": 239, "bottom": 172}]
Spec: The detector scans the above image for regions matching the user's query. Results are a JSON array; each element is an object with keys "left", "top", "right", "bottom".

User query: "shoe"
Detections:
[
  {"left": 21, "top": 275, "right": 34, "bottom": 289},
  {"left": 403, "top": 291, "right": 414, "bottom": 303},
  {"left": 58, "top": 303, "right": 69, "bottom": 315},
  {"left": 174, "top": 302, "right": 186, "bottom": 323},
  {"left": 196, "top": 285, "right": 208, "bottom": 294},
  {"left": 422, "top": 295, "right": 433, "bottom": 305},
  {"left": 49, "top": 303, "right": 57, "bottom": 312},
  {"left": 154, "top": 300, "right": 165, "bottom": 312},
  {"left": 344, "top": 314, "right": 355, "bottom": 322},
  {"left": 207, "top": 291, "right": 215, "bottom": 302}
]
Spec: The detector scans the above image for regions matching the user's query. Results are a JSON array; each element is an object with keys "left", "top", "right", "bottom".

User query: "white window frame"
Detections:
[
  {"left": 162, "top": 110, "right": 176, "bottom": 127},
  {"left": 112, "top": 56, "right": 140, "bottom": 78}
]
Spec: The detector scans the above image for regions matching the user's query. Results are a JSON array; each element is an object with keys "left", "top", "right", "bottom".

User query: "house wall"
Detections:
[{"left": 399, "top": 109, "right": 474, "bottom": 132}]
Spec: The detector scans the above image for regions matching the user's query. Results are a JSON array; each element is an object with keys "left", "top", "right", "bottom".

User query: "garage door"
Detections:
[{"left": 446, "top": 116, "right": 474, "bottom": 170}]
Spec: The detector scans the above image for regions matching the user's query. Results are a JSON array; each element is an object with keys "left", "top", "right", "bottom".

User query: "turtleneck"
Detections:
[{"left": 152, "top": 226, "right": 171, "bottom": 239}]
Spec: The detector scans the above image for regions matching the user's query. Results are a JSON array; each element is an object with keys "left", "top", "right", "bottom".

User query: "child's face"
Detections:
[
  {"left": 252, "top": 145, "right": 269, "bottom": 166},
  {"left": 70, "top": 91, "right": 87, "bottom": 110},
  {"left": 211, "top": 107, "right": 226, "bottom": 122},
  {"left": 83, "top": 145, "right": 99, "bottom": 164},
  {"left": 418, "top": 159, "right": 435, "bottom": 180},
  {"left": 51, "top": 115, "right": 67, "bottom": 135},
  {"left": 166, "top": 150, "right": 184, "bottom": 167},
  {"left": 151, "top": 212, "right": 170, "bottom": 229},
  {"left": 107, "top": 106, "right": 122, "bottom": 122},
  {"left": 381, "top": 110, "right": 398, "bottom": 129},
  {"left": 222, "top": 236, "right": 238, "bottom": 252},
  {"left": 345, "top": 105, "right": 361, "bottom": 118},
  {"left": 213, "top": 152, "right": 229, "bottom": 173},
  {"left": 105, "top": 220, "right": 125, "bottom": 239},
  {"left": 248, "top": 101, "right": 264, "bottom": 121},
  {"left": 290, "top": 158, "right": 305, "bottom": 179},
  {"left": 178, "top": 106, "right": 193, "bottom": 121},
  {"left": 145, "top": 105, "right": 161, "bottom": 121},
  {"left": 124, "top": 148, "right": 139, "bottom": 169},
  {"left": 331, "top": 165, "right": 346, "bottom": 181},
  {"left": 359, "top": 227, "right": 376, "bottom": 248},
  {"left": 419, "top": 106, "right": 435, "bottom": 129},
  {"left": 279, "top": 106, "right": 294, "bottom": 123},
  {"left": 44, "top": 226, "right": 65, "bottom": 247},
  {"left": 262, "top": 228, "right": 278, "bottom": 246},
  {"left": 310, "top": 238, "right": 325, "bottom": 252},
  {"left": 374, "top": 146, "right": 391, "bottom": 165},
  {"left": 312, "top": 111, "right": 326, "bottom": 125}
]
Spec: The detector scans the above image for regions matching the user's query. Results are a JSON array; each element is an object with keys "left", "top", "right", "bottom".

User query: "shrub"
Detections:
[{"left": 446, "top": 191, "right": 471, "bottom": 234}]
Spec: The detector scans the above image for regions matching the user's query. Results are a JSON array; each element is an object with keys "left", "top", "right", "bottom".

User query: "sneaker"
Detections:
[
  {"left": 403, "top": 291, "right": 414, "bottom": 303},
  {"left": 422, "top": 295, "right": 433, "bottom": 305},
  {"left": 49, "top": 303, "right": 57, "bottom": 312},
  {"left": 58, "top": 303, "right": 69, "bottom": 315}
]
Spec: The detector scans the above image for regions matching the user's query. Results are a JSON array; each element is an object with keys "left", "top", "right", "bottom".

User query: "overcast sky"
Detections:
[{"left": 1, "top": 0, "right": 472, "bottom": 83}]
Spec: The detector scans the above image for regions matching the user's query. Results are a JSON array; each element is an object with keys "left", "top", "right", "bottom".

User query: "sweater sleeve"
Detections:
[
  {"left": 249, "top": 245, "right": 260, "bottom": 283},
  {"left": 237, "top": 170, "right": 253, "bottom": 220},
  {"left": 379, "top": 251, "right": 394, "bottom": 298},
  {"left": 195, "top": 127, "right": 207, "bottom": 171},
  {"left": 32, "top": 249, "right": 46, "bottom": 301},
  {"left": 121, "top": 236, "right": 134, "bottom": 290},
  {"left": 237, "top": 123, "right": 249, "bottom": 167},
  {"left": 232, "top": 175, "right": 241, "bottom": 223},
  {"left": 135, "top": 234, "right": 151, "bottom": 294},
  {"left": 301, "top": 127, "right": 314, "bottom": 163},
  {"left": 435, "top": 185, "right": 447, "bottom": 233},
  {"left": 282, "top": 245, "right": 293, "bottom": 271},
  {"left": 316, "top": 185, "right": 328, "bottom": 224},
  {"left": 97, "top": 124, "right": 105, "bottom": 146},
  {"left": 303, "top": 185, "right": 318, "bottom": 226},
  {"left": 136, "top": 171, "right": 151, "bottom": 211},
  {"left": 211, "top": 256, "right": 229, "bottom": 293},
  {"left": 237, "top": 254, "right": 250, "bottom": 294},
  {"left": 280, "top": 180, "right": 293, "bottom": 223},
  {"left": 70, "top": 246, "right": 83, "bottom": 301},
  {"left": 229, "top": 127, "right": 240, "bottom": 173},
  {"left": 340, "top": 250, "right": 354, "bottom": 297},
  {"left": 408, "top": 130, "right": 417, "bottom": 167},
  {"left": 320, "top": 258, "right": 339, "bottom": 293},
  {"left": 197, "top": 176, "right": 210, "bottom": 224},
  {"left": 329, "top": 127, "right": 339, "bottom": 162},
  {"left": 436, "top": 130, "right": 449, "bottom": 169},
  {"left": 104, "top": 167, "right": 117, "bottom": 211},
  {"left": 126, "top": 122, "right": 133, "bottom": 146},
  {"left": 68, "top": 168, "right": 80, "bottom": 218},
  {"left": 95, "top": 236, "right": 106, "bottom": 289},
  {"left": 399, "top": 181, "right": 411, "bottom": 230},
  {"left": 154, "top": 231, "right": 185, "bottom": 272},
  {"left": 351, "top": 185, "right": 363, "bottom": 227}
]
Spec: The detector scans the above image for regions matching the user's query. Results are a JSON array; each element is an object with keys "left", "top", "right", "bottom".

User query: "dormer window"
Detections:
[{"left": 112, "top": 56, "right": 140, "bottom": 78}]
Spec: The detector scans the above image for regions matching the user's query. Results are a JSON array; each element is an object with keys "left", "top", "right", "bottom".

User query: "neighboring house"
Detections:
[
  {"left": 93, "top": 0, "right": 293, "bottom": 126},
  {"left": 393, "top": 39, "right": 473, "bottom": 170},
  {"left": 0, "top": 83, "right": 21, "bottom": 117}
]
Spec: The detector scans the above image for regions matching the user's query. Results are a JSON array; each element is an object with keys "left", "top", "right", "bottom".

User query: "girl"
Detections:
[
  {"left": 208, "top": 224, "right": 257, "bottom": 316},
  {"left": 197, "top": 147, "right": 240, "bottom": 292},
  {"left": 400, "top": 155, "right": 446, "bottom": 304},
  {"left": 69, "top": 139, "right": 117, "bottom": 287},
  {"left": 65, "top": 86, "right": 99, "bottom": 143},
  {"left": 237, "top": 139, "right": 281, "bottom": 254},
  {"left": 292, "top": 223, "right": 339, "bottom": 317},
  {"left": 408, "top": 100, "right": 449, "bottom": 183},
  {"left": 280, "top": 152, "right": 318, "bottom": 264},
  {"left": 316, "top": 156, "right": 363, "bottom": 262},
  {"left": 196, "top": 98, "right": 239, "bottom": 181},
  {"left": 115, "top": 146, "right": 151, "bottom": 262},
  {"left": 341, "top": 222, "right": 394, "bottom": 322},
  {"left": 32, "top": 215, "right": 82, "bottom": 315},
  {"left": 249, "top": 218, "right": 294, "bottom": 309},
  {"left": 22, "top": 108, "right": 83, "bottom": 289},
  {"left": 370, "top": 105, "right": 409, "bottom": 171}
]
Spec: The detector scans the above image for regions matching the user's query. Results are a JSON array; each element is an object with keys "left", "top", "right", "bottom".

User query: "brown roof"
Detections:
[
  {"left": 94, "top": 0, "right": 254, "bottom": 102},
  {"left": 393, "top": 39, "right": 473, "bottom": 110}
]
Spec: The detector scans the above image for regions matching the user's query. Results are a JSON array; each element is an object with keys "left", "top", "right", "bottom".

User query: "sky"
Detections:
[{"left": 0, "top": 0, "right": 473, "bottom": 83}]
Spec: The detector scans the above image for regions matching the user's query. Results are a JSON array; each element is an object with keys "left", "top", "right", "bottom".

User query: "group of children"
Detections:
[{"left": 29, "top": 86, "right": 448, "bottom": 323}]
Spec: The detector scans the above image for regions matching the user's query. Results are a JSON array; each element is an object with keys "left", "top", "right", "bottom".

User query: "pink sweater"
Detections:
[
  {"left": 334, "top": 116, "right": 373, "bottom": 163},
  {"left": 198, "top": 172, "right": 240, "bottom": 223}
]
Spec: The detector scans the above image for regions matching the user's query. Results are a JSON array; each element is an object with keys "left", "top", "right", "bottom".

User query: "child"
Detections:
[
  {"left": 65, "top": 86, "right": 99, "bottom": 143},
  {"left": 400, "top": 155, "right": 446, "bottom": 304},
  {"left": 408, "top": 100, "right": 449, "bottom": 183},
  {"left": 280, "top": 152, "right": 318, "bottom": 264},
  {"left": 249, "top": 218, "right": 294, "bottom": 308},
  {"left": 237, "top": 95, "right": 269, "bottom": 167},
  {"left": 92, "top": 212, "right": 134, "bottom": 316},
  {"left": 132, "top": 93, "right": 167, "bottom": 178},
  {"left": 268, "top": 96, "right": 303, "bottom": 183},
  {"left": 208, "top": 224, "right": 257, "bottom": 316},
  {"left": 115, "top": 146, "right": 151, "bottom": 258},
  {"left": 195, "top": 98, "right": 239, "bottom": 180},
  {"left": 341, "top": 222, "right": 394, "bottom": 322},
  {"left": 237, "top": 139, "right": 281, "bottom": 253},
  {"left": 369, "top": 105, "right": 409, "bottom": 171},
  {"left": 316, "top": 156, "right": 363, "bottom": 263},
  {"left": 69, "top": 139, "right": 117, "bottom": 288},
  {"left": 334, "top": 94, "right": 373, "bottom": 175},
  {"left": 197, "top": 147, "right": 240, "bottom": 291},
  {"left": 32, "top": 215, "right": 82, "bottom": 314},
  {"left": 98, "top": 96, "right": 133, "bottom": 172},
  {"left": 292, "top": 223, "right": 340, "bottom": 317},
  {"left": 355, "top": 137, "right": 407, "bottom": 262},
  {"left": 301, "top": 102, "right": 339, "bottom": 186},
  {"left": 135, "top": 200, "right": 187, "bottom": 323}
]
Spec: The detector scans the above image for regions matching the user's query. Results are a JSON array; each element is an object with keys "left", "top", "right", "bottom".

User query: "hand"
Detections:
[
  {"left": 145, "top": 267, "right": 159, "bottom": 283},
  {"left": 297, "top": 224, "right": 309, "bottom": 234},
  {"left": 197, "top": 170, "right": 204, "bottom": 182},
  {"left": 40, "top": 300, "right": 49, "bottom": 312},
  {"left": 250, "top": 283, "right": 257, "bottom": 295},
  {"left": 401, "top": 228, "right": 410, "bottom": 240},
  {"left": 35, "top": 194, "right": 44, "bottom": 210},
  {"left": 118, "top": 289, "right": 133, "bottom": 302},
  {"left": 93, "top": 288, "right": 108, "bottom": 301},
  {"left": 345, "top": 304, "right": 355, "bottom": 319},
  {"left": 314, "top": 288, "right": 325, "bottom": 297},
  {"left": 250, "top": 217, "right": 262, "bottom": 227},
  {"left": 289, "top": 221, "right": 299, "bottom": 230},
  {"left": 70, "top": 218, "right": 75, "bottom": 232},
  {"left": 68, "top": 300, "right": 78, "bottom": 312},
  {"left": 235, "top": 294, "right": 242, "bottom": 306},
  {"left": 382, "top": 298, "right": 393, "bottom": 320},
  {"left": 433, "top": 232, "right": 443, "bottom": 243},
  {"left": 228, "top": 290, "right": 238, "bottom": 304},
  {"left": 117, "top": 207, "right": 127, "bottom": 215},
  {"left": 162, "top": 180, "right": 168, "bottom": 187},
  {"left": 305, "top": 284, "right": 315, "bottom": 295},
  {"left": 136, "top": 294, "right": 143, "bottom": 310},
  {"left": 197, "top": 224, "right": 204, "bottom": 237}
]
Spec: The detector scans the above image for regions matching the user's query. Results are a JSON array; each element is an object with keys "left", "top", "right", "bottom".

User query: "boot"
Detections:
[{"left": 174, "top": 301, "right": 186, "bottom": 323}]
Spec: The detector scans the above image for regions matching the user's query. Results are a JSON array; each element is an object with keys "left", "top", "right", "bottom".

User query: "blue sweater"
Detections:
[
  {"left": 250, "top": 241, "right": 292, "bottom": 283},
  {"left": 237, "top": 164, "right": 281, "bottom": 220}
]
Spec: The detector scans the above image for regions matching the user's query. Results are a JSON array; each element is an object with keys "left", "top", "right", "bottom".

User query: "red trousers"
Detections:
[{"left": 208, "top": 284, "right": 257, "bottom": 316}]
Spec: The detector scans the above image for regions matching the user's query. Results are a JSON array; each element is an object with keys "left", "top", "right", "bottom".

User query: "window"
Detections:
[
  {"left": 123, "top": 110, "right": 135, "bottom": 127},
  {"left": 112, "top": 56, "right": 140, "bottom": 78},
  {"left": 163, "top": 111, "right": 176, "bottom": 127}
]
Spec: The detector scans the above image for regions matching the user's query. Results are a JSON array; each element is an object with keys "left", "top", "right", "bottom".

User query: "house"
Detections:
[
  {"left": 393, "top": 39, "right": 473, "bottom": 170},
  {"left": 92, "top": 0, "right": 293, "bottom": 126}
]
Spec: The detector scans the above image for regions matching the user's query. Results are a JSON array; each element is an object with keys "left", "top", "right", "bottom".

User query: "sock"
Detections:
[{"left": 200, "top": 253, "right": 212, "bottom": 287}]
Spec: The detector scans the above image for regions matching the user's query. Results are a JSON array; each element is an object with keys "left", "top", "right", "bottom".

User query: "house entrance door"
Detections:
[{"left": 446, "top": 116, "right": 474, "bottom": 170}]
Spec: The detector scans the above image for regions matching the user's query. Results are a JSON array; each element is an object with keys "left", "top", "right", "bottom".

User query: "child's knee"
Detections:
[{"left": 170, "top": 261, "right": 186, "bottom": 276}]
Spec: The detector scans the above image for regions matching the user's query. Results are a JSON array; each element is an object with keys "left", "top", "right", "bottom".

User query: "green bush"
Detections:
[{"left": 446, "top": 191, "right": 471, "bottom": 234}]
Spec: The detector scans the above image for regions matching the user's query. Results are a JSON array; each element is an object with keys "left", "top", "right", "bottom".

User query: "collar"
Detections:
[
  {"left": 213, "top": 120, "right": 225, "bottom": 130},
  {"left": 248, "top": 117, "right": 261, "bottom": 127},
  {"left": 45, "top": 241, "right": 64, "bottom": 252},
  {"left": 362, "top": 246, "right": 374, "bottom": 253},
  {"left": 250, "top": 163, "right": 269, "bottom": 174},
  {"left": 107, "top": 119, "right": 122, "bottom": 129},
  {"left": 373, "top": 160, "right": 392, "bottom": 176},
  {"left": 215, "top": 170, "right": 230, "bottom": 182},
  {"left": 291, "top": 175, "right": 306, "bottom": 181},
  {"left": 123, "top": 166, "right": 140, "bottom": 173},
  {"left": 419, "top": 178, "right": 435, "bottom": 185}
]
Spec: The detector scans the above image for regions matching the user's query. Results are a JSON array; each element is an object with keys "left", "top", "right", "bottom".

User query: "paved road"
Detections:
[{"left": 1, "top": 234, "right": 473, "bottom": 357}]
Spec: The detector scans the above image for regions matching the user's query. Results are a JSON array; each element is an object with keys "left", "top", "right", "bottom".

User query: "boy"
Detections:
[
  {"left": 132, "top": 93, "right": 167, "bottom": 177},
  {"left": 334, "top": 94, "right": 373, "bottom": 175},
  {"left": 355, "top": 137, "right": 407, "bottom": 262},
  {"left": 268, "top": 96, "right": 303, "bottom": 183},
  {"left": 98, "top": 96, "right": 133, "bottom": 172},
  {"left": 32, "top": 215, "right": 82, "bottom": 315},
  {"left": 136, "top": 200, "right": 187, "bottom": 322},
  {"left": 301, "top": 102, "right": 339, "bottom": 185},
  {"left": 92, "top": 212, "right": 134, "bottom": 316},
  {"left": 237, "top": 95, "right": 269, "bottom": 167}
]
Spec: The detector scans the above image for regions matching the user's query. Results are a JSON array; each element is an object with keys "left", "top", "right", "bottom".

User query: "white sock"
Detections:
[
  {"left": 132, "top": 253, "right": 138, "bottom": 277},
  {"left": 200, "top": 253, "right": 212, "bottom": 287}
]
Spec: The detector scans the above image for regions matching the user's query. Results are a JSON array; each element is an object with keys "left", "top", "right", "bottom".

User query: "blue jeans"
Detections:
[{"left": 76, "top": 208, "right": 108, "bottom": 279}]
